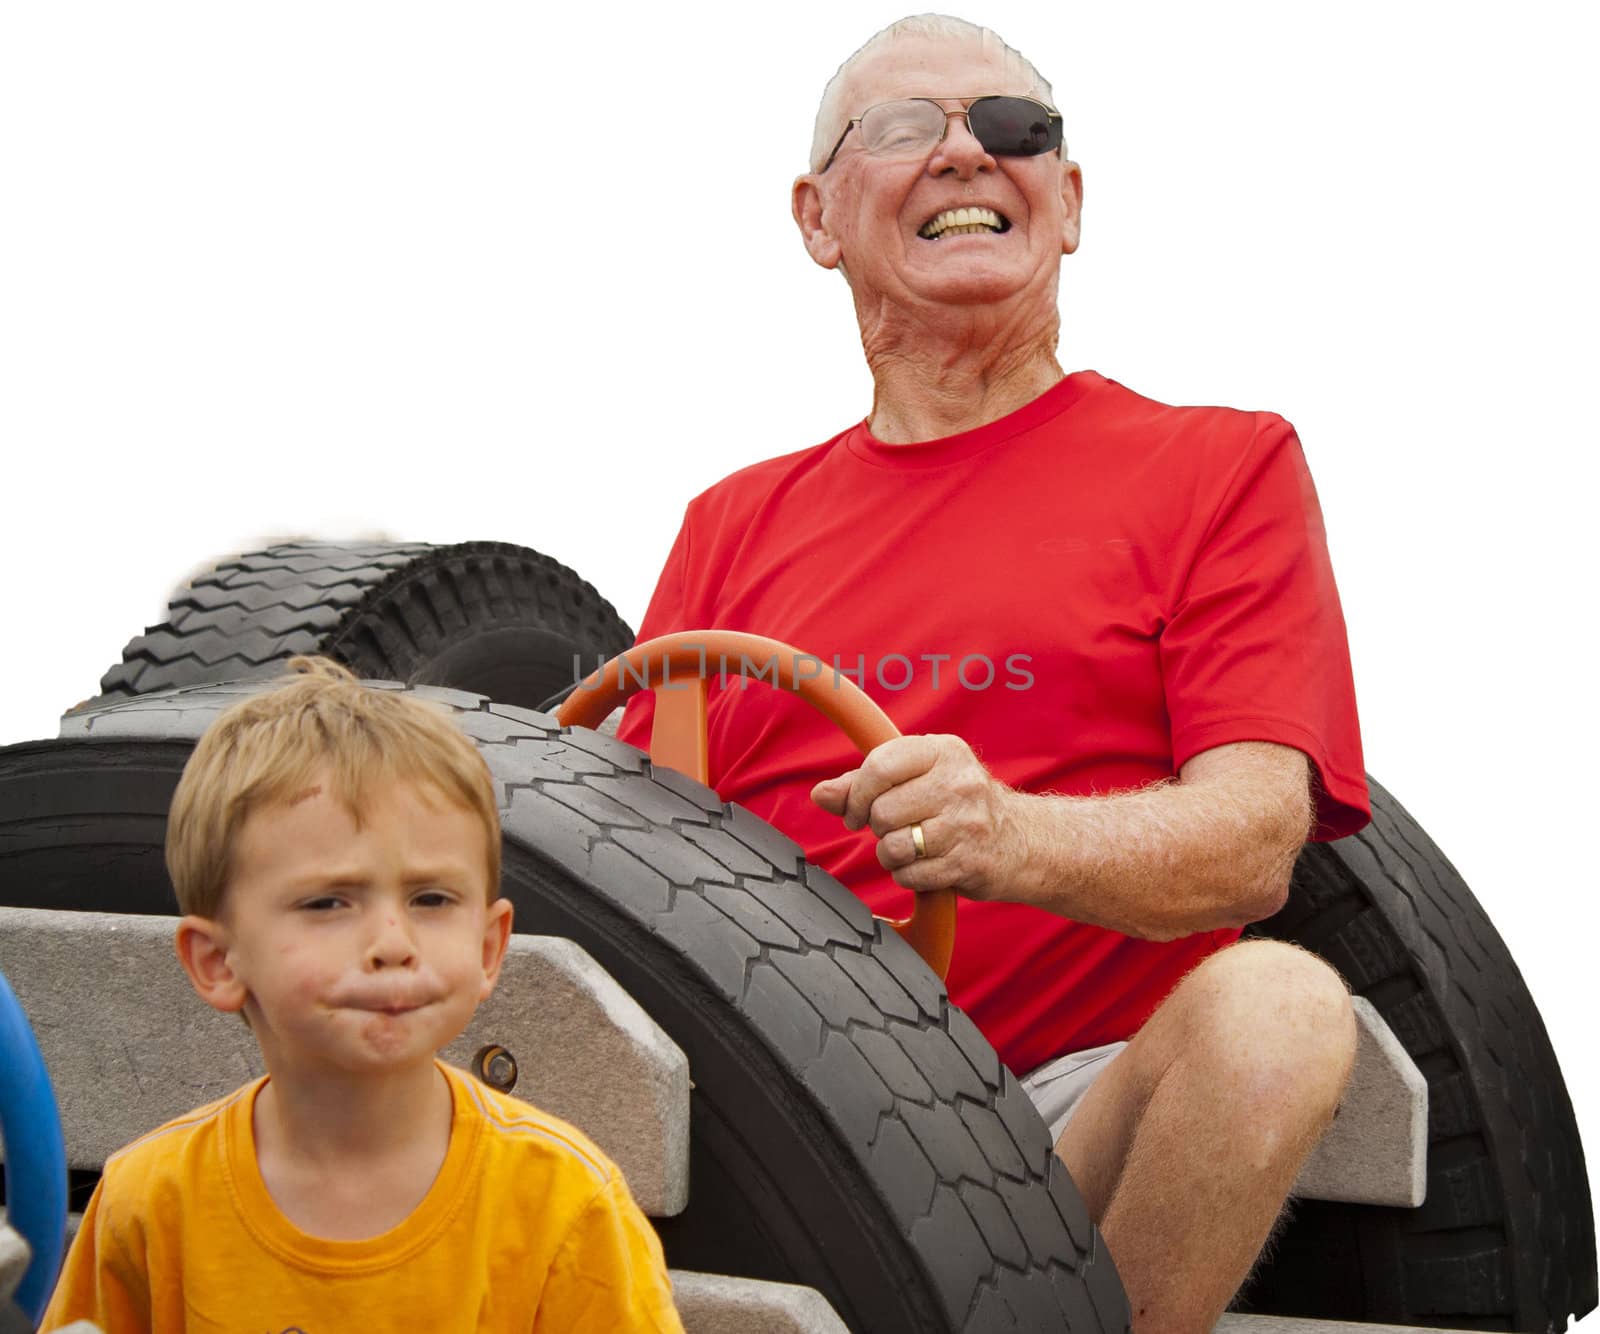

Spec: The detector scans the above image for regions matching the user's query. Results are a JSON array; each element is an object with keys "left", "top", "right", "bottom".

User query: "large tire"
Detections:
[
  {"left": 75, "top": 540, "right": 631, "bottom": 714},
  {"left": 0, "top": 684, "right": 1129, "bottom": 1334},
  {"left": 1237, "top": 778, "right": 1597, "bottom": 1333}
]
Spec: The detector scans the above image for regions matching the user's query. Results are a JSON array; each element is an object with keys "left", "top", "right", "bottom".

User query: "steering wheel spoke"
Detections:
[{"left": 556, "top": 631, "right": 956, "bottom": 979}]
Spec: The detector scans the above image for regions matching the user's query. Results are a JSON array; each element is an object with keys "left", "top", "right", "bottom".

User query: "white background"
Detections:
[{"left": 2, "top": 2, "right": 1596, "bottom": 1312}]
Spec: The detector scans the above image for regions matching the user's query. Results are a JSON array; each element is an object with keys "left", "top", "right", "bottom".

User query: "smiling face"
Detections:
[
  {"left": 178, "top": 773, "right": 512, "bottom": 1078},
  {"left": 794, "top": 32, "right": 1082, "bottom": 313}
]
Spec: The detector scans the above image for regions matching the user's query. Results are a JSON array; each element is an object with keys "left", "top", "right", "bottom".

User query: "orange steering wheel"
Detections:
[{"left": 555, "top": 630, "right": 957, "bottom": 980}]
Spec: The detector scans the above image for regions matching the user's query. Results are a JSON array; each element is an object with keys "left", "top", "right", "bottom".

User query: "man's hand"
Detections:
[
  {"left": 811, "top": 737, "right": 1312, "bottom": 940},
  {"left": 810, "top": 734, "right": 1028, "bottom": 899}
]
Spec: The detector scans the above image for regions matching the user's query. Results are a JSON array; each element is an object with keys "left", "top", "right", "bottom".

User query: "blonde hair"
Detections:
[
  {"left": 809, "top": 14, "right": 1058, "bottom": 172},
  {"left": 166, "top": 657, "right": 501, "bottom": 918}
]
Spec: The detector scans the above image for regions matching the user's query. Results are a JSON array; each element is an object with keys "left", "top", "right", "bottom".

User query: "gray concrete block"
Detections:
[
  {"left": 0, "top": 906, "right": 689, "bottom": 1217},
  {"left": 670, "top": 1270, "right": 850, "bottom": 1334},
  {"left": 440, "top": 934, "right": 688, "bottom": 1216},
  {"left": 0, "top": 1222, "right": 29, "bottom": 1305},
  {"left": 1291, "top": 996, "right": 1427, "bottom": 1207},
  {"left": 1216, "top": 1315, "right": 1487, "bottom": 1334},
  {"left": 0, "top": 908, "right": 261, "bottom": 1171}
]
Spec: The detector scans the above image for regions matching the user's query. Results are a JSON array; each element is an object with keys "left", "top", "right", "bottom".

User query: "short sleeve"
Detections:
[
  {"left": 532, "top": 1175, "right": 684, "bottom": 1333},
  {"left": 615, "top": 511, "right": 696, "bottom": 753},
  {"left": 38, "top": 1176, "right": 150, "bottom": 1333},
  {"left": 1159, "top": 413, "right": 1369, "bottom": 840}
]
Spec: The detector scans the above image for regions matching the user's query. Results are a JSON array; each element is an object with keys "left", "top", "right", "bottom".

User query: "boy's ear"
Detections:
[
  {"left": 175, "top": 915, "right": 248, "bottom": 1014},
  {"left": 479, "top": 897, "right": 514, "bottom": 1001}
]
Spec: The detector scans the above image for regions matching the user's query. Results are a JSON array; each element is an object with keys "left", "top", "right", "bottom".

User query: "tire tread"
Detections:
[
  {"left": 1241, "top": 778, "right": 1596, "bottom": 1332},
  {"left": 7, "top": 684, "right": 1130, "bottom": 1333}
]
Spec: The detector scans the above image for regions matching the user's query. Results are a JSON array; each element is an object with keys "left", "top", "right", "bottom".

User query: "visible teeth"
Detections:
[{"left": 919, "top": 206, "right": 1005, "bottom": 239}]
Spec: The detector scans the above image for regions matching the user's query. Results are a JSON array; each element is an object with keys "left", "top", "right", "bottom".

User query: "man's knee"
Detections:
[{"left": 1176, "top": 939, "right": 1357, "bottom": 1104}]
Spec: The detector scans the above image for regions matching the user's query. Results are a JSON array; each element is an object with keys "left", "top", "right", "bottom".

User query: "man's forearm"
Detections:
[{"left": 1000, "top": 744, "right": 1312, "bottom": 942}]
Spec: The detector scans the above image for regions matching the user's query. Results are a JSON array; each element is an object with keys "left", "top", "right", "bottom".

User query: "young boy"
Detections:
[{"left": 41, "top": 658, "right": 685, "bottom": 1332}]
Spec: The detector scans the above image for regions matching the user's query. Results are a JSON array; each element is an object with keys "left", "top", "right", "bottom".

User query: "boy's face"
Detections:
[{"left": 178, "top": 772, "right": 511, "bottom": 1077}]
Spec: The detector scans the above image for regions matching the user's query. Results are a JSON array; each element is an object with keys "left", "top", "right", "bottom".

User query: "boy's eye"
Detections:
[
  {"left": 413, "top": 890, "right": 456, "bottom": 908},
  {"left": 300, "top": 896, "right": 346, "bottom": 912}
]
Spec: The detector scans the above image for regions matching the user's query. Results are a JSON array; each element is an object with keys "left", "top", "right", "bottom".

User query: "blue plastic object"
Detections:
[{"left": 0, "top": 967, "right": 67, "bottom": 1323}]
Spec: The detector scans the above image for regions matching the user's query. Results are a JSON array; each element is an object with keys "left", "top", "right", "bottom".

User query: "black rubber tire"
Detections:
[
  {"left": 0, "top": 684, "right": 1129, "bottom": 1334},
  {"left": 1237, "top": 777, "right": 1597, "bottom": 1333},
  {"left": 74, "top": 540, "right": 632, "bottom": 715}
]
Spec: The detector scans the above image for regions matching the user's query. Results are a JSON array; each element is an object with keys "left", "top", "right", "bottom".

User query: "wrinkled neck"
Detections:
[{"left": 854, "top": 284, "right": 1064, "bottom": 443}]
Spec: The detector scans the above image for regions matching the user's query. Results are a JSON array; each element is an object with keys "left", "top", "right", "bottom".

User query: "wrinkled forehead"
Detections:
[{"left": 839, "top": 32, "right": 1039, "bottom": 115}]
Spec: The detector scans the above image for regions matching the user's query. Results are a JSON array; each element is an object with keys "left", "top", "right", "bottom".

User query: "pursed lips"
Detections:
[{"left": 334, "top": 993, "right": 435, "bottom": 1015}]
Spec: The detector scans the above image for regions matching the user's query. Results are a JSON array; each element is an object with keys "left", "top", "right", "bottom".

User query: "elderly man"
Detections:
[{"left": 619, "top": 15, "right": 1368, "bottom": 1333}]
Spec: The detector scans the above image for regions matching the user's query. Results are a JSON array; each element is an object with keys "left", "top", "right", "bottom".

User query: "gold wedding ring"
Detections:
[{"left": 910, "top": 822, "right": 927, "bottom": 860}]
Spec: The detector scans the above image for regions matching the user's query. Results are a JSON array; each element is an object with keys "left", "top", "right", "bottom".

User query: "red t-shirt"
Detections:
[{"left": 618, "top": 370, "right": 1368, "bottom": 1074}]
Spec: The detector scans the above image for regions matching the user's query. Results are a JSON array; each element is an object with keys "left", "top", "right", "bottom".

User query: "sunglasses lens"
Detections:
[
  {"left": 858, "top": 100, "right": 948, "bottom": 157},
  {"left": 970, "top": 97, "right": 1061, "bottom": 157}
]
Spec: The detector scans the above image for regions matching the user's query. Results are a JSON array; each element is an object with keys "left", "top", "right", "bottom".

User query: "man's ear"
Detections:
[
  {"left": 478, "top": 897, "right": 514, "bottom": 1001},
  {"left": 1059, "top": 158, "right": 1084, "bottom": 256},
  {"left": 792, "top": 176, "right": 843, "bottom": 270},
  {"left": 175, "top": 915, "right": 248, "bottom": 1014}
]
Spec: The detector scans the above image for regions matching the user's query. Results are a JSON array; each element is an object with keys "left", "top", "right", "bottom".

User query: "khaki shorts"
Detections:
[{"left": 1020, "top": 1041, "right": 1130, "bottom": 1144}]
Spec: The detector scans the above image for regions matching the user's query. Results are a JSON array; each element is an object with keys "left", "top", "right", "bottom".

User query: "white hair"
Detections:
[{"left": 808, "top": 14, "right": 1057, "bottom": 173}]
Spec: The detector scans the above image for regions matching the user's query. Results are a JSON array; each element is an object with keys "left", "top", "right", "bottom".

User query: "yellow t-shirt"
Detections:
[{"left": 41, "top": 1061, "right": 684, "bottom": 1333}]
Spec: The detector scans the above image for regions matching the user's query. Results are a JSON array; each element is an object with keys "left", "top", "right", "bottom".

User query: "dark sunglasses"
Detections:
[{"left": 820, "top": 95, "right": 1065, "bottom": 172}]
